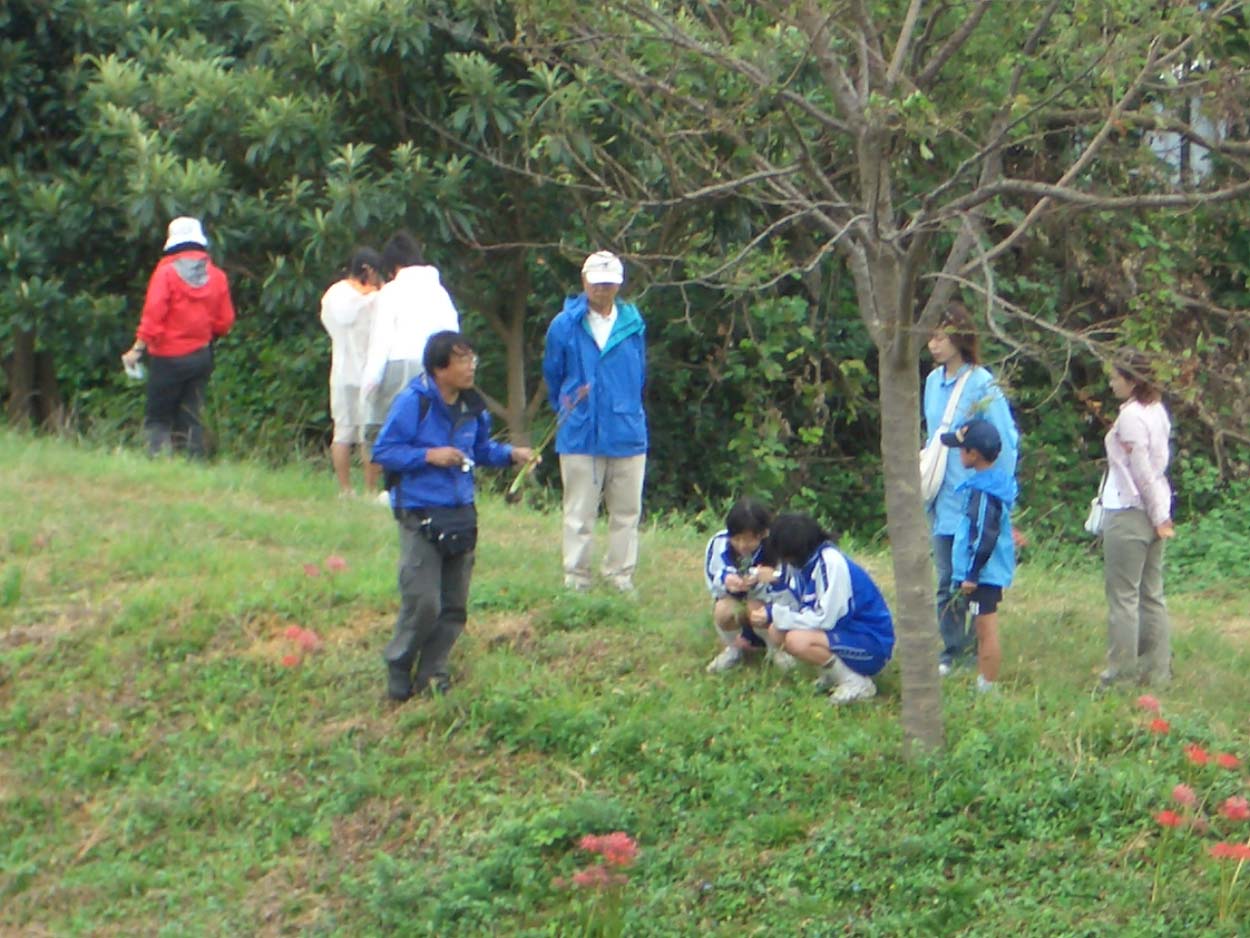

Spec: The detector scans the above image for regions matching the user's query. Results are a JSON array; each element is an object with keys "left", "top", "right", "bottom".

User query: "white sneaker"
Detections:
[
  {"left": 822, "top": 657, "right": 877, "bottom": 704},
  {"left": 705, "top": 645, "right": 743, "bottom": 674},
  {"left": 375, "top": 490, "right": 391, "bottom": 507},
  {"left": 766, "top": 646, "right": 798, "bottom": 672},
  {"left": 976, "top": 675, "right": 996, "bottom": 694},
  {"left": 938, "top": 662, "right": 952, "bottom": 678},
  {"left": 830, "top": 673, "right": 877, "bottom": 705}
]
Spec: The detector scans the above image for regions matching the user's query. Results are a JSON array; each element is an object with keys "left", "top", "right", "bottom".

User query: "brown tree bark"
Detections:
[{"left": 4, "top": 328, "right": 63, "bottom": 429}]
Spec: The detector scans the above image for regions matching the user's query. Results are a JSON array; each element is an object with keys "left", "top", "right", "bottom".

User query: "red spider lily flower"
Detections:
[
  {"left": 1184, "top": 743, "right": 1210, "bottom": 766},
  {"left": 1154, "top": 810, "right": 1184, "bottom": 829},
  {"left": 1148, "top": 718, "right": 1170, "bottom": 735},
  {"left": 1171, "top": 784, "right": 1197, "bottom": 808},
  {"left": 280, "top": 653, "right": 300, "bottom": 668},
  {"left": 284, "top": 625, "right": 303, "bottom": 640},
  {"left": 295, "top": 628, "right": 322, "bottom": 652},
  {"left": 1135, "top": 694, "right": 1161, "bottom": 713},
  {"left": 1216, "top": 753, "right": 1241, "bottom": 771},
  {"left": 1219, "top": 796, "right": 1250, "bottom": 822},
  {"left": 324, "top": 554, "right": 348, "bottom": 572},
  {"left": 578, "top": 832, "right": 639, "bottom": 868},
  {"left": 302, "top": 563, "right": 321, "bottom": 578},
  {"left": 1209, "top": 842, "right": 1250, "bottom": 861},
  {"left": 571, "top": 865, "right": 627, "bottom": 888}
]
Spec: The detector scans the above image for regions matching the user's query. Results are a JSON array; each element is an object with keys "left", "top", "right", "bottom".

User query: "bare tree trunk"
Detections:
[
  {"left": 4, "top": 328, "right": 37, "bottom": 426},
  {"left": 501, "top": 255, "right": 532, "bottom": 445},
  {"left": 5, "top": 328, "right": 67, "bottom": 430},
  {"left": 875, "top": 292, "right": 945, "bottom": 754}
]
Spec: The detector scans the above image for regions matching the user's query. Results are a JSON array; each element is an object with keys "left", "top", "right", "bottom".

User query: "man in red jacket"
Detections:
[{"left": 122, "top": 217, "right": 235, "bottom": 457}]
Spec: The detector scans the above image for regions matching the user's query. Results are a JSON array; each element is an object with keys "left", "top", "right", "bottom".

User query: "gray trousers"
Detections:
[
  {"left": 383, "top": 516, "right": 474, "bottom": 694},
  {"left": 1103, "top": 507, "right": 1170, "bottom": 684}
]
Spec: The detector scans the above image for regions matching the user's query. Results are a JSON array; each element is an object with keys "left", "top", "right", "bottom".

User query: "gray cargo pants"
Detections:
[{"left": 383, "top": 515, "right": 474, "bottom": 698}]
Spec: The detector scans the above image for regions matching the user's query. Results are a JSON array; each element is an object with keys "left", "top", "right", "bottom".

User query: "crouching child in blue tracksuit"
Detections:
[
  {"left": 748, "top": 512, "right": 895, "bottom": 704},
  {"left": 372, "top": 331, "right": 536, "bottom": 701},
  {"left": 703, "top": 497, "right": 796, "bottom": 674},
  {"left": 940, "top": 417, "right": 1017, "bottom": 694}
]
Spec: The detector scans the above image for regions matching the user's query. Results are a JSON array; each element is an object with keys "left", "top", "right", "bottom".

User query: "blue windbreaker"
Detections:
[
  {"left": 950, "top": 467, "right": 1017, "bottom": 590},
  {"left": 542, "top": 294, "right": 647, "bottom": 457},
  {"left": 768, "top": 543, "right": 895, "bottom": 661},
  {"left": 371, "top": 376, "right": 513, "bottom": 510},
  {"left": 923, "top": 364, "right": 1019, "bottom": 536}
]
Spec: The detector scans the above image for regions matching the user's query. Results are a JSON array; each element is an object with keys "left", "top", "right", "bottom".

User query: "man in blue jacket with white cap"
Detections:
[{"left": 542, "top": 251, "right": 648, "bottom": 592}]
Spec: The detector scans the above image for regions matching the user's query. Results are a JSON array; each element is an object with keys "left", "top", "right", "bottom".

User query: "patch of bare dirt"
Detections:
[{"left": 1, "top": 599, "right": 121, "bottom": 648}]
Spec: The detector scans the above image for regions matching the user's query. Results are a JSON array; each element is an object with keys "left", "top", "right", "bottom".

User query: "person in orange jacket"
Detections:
[{"left": 122, "top": 217, "right": 235, "bottom": 457}]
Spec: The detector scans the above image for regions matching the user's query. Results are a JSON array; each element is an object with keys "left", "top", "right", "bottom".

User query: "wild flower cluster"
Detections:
[
  {"left": 555, "top": 832, "right": 639, "bottom": 938},
  {"left": 302, "top": 553, "right": 349, "bottom": 578},
  {"left": 1137, "top": 694, "right": 1249, "bottom": 920},
  {"left": 280, "top": 554, "right": 347, "bottom": 666}
]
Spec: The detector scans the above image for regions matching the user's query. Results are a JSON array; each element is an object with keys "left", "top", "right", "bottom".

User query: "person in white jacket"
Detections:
[
  {"left": 362, "top": 231, "right": 460, "bottom": 430},
  {"left": 319, "top": 247, "right": 382, "bottom": 496}
]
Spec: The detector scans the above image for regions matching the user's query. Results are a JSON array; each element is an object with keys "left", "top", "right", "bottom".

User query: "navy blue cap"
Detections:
[{"left": 940, "top": 418, "right": 1002, "bottom": 461}]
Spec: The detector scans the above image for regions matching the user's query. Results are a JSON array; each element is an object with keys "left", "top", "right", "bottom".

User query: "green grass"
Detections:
[{"left": 2, "top": 431, "right": 1249, "bottom": 936}]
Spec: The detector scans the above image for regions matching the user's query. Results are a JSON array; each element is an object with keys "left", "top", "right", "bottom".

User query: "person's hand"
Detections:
[
  {"left": 753, "top": 565, "right": 777, "bottom": 586},
  {"left": 121, "top": 348, "right": 142, "bottom": 369},
  {"left": 724, "top": 572, "right": 747, "bottom": 593},
  {"left": 510, "top": 447, "right": 538, "bottom": 466},
  {"left": 748, "top": 605, "right": 770, "bottom": 629},
  {"left": 960, "top": 580, "right": 976, "bottom": 595},
  {"left": 1156, "top": 520, "right": 1176, "bottom": 540},
  {"left": 426, "top": 447, "right": 467, "bottom": 468}
]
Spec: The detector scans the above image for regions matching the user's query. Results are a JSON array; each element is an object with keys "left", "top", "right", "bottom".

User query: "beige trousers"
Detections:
[
  {"left": 1103, "top": 507, "right": 1171, "bottom": 684},
  {"left": 559, "top": 454, "right": 646, "bottom": 590}
]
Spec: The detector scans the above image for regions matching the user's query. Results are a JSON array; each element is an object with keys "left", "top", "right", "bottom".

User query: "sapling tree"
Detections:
[{"left": 495, "top": 0, "right": 1250, "bottom": 751}]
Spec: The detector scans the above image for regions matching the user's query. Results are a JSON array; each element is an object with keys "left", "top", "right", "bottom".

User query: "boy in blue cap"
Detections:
[{"left": 941, "top": 418, "right": 1017, "bottom": 693}]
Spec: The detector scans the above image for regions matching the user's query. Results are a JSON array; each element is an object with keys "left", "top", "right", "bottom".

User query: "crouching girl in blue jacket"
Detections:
[{"left": 749, "top": 513, "right": 895, "bottom": 704}]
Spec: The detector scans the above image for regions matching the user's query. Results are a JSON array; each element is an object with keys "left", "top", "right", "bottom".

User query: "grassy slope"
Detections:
[{"left": 1, "top": 433, "right": 1248, "bottom": 937}]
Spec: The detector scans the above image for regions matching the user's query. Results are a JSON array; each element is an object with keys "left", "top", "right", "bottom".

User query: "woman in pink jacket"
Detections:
[{"left": 1099, "top": 353, "right": 1175, "bottom": 688}]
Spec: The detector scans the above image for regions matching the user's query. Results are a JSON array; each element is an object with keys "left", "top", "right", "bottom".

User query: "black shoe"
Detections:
[{"left": 387, "top": 664, "right": 413, "bottom": 701}]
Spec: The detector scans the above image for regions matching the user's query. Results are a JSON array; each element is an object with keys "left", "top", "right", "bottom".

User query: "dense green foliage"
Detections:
[
  {"left": 3, "top": 1, "right": 1249, "bottom": 542},
  {"left": 2, "top": 434, "right": 1250, "bottom": 934}
]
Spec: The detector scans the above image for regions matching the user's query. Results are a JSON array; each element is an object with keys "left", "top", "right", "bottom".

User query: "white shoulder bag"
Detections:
[
  {"left": 1084, "top": 470, "right": 1108, "bottom": 536},
  {"left": 919, "top": 368, "right": 972, "bottom": 503}
]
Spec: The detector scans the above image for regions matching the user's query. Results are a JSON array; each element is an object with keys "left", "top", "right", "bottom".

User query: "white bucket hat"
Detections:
[{"left": 164, "top": 217, "right": 207, "bottom": 251}]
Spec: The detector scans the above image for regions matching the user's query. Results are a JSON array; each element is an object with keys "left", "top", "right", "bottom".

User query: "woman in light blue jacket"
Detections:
[{"left": 922, "top": 303, "right": 1019, "bottom": 675}]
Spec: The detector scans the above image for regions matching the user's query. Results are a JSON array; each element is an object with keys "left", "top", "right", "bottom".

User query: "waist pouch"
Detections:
[{"left": 418, "top": 504, "right": 478, "bottom": 556}]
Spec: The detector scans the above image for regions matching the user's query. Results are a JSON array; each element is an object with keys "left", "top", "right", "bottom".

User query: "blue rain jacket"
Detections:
[
  {"left": 951, "top": 467, "right": 1018, "bottom": 590},
  {"left": 372, "top": 376, "right": 513, "bottom": 510},
  {"left": 542, "top": 294, "right": 647, "bottom": 457},
  {"left": 923, "top": 364, "right": 1019, "bottom": 536}
]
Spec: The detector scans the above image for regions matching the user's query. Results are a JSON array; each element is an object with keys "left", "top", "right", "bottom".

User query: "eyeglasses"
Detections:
[{"left": 451, "top": 352, "right": 479, "bottom": 367}]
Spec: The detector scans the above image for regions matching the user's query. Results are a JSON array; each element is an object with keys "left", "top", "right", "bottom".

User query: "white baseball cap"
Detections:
[
  {"left": 164, "top": 217, "right": 207, "bottom": 250},
  {"left": 581, "top": 250, "right": 624, "bottom": 285}
]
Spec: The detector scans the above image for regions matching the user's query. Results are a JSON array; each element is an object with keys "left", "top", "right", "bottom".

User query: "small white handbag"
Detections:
[
  {"left": 920, "top": 368, "right": 972, "bottom": 503},
  {"left": 1084, "top": 471, "right": 1109, "bottom": 536}
]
